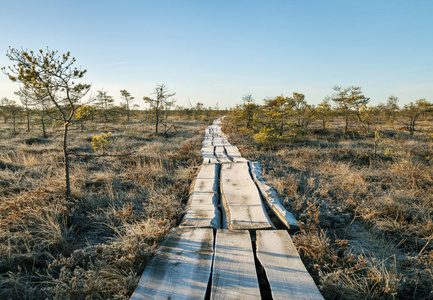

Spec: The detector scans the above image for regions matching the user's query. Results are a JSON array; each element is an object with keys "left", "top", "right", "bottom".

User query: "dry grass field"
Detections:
[
  {"left": 223, "top": 117, "right": 433, "bottom": 299},
  {"left": 1, "top": 111, "right": 432, "bottom": 299},
  {"left": 0, "top": 116, "right": 205, "bottom": 299}
]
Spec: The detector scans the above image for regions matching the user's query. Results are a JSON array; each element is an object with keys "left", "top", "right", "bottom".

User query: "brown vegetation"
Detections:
[
  {"left": 0, "top": 117, "right": 206, "bottom": 299},
  {"left": 223, "top": 109, "right": 433, "bottom": 299}
]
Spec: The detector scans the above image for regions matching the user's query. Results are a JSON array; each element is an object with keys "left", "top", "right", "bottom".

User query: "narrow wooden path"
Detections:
[{"left": 131, "top": 119, "right": 323, "bottom": 300}]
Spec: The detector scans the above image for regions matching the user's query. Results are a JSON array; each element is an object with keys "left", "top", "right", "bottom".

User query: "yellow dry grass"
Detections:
[
  {"left": 223, "top": 115, "right": 433, "bottom": 299},
  {"left": 0, "top": 117, "right": 206, "bottom": 299}
]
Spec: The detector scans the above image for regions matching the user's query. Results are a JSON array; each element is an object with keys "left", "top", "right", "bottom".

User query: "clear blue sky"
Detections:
[{"left": 1, "top": 0, "right": 432, "bottom": 109}]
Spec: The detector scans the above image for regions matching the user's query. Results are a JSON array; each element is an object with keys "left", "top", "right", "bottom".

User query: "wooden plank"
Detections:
[
  {"left": 204, "top": 128, "right": 212, "bottom": 137},
  {"left": 180, "top": 164, "right": 221, "bottom": 228},
  {"left": 224, "top": 145, "right": 248, "bottom": 163},
  {"left": 203, "top": 136, "right": 213, "bottom": 146},
  {"left": 209, "top": 124, "right": 219, "bottom": 132},
  {"left": 212, "top": 137, "right": 225, "bottom": 146},
  {"left": 200, "top": 144, "right": 214, "bottom": 156},
  {"left": 181, "top": 205, "right": 220, "bottom": 228},
  {"left": 222, "top": 137, "right": 230, "bottom": 145},
  {"left": 250, "top": 162, "right": 300, "bottom": 231},
  {"left": 200, "top": 145, "right": 218, "bottom": 164},
  {"left": 215, "top": 146, "right": 232, "bottom": 163},
  {"left": 131, "top": 228, "right": 214, "bottom": 300},
  {"left": 256, "top": 230, "right": 323, "bottom": 300},
  {"left": 220, "top": 162, "right": 274, "bottom": 229},
  {"left": 196, "top": 163, "right": 219, "bottom": 181},
  {"left": 211, "top": 230, "right": 261, "bottom": 300},
  {"left": 223, "top": 144, "right": 241, "bottom": 156}
]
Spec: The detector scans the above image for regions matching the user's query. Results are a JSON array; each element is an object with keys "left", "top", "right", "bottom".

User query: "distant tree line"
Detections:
[
  {"left": 225, "top": 86, "right": 432, "bottom": 146},
  {"left": 1, "top": 47, "right": 225, "bottom": 199},
  {"left": 2, "top": 48, "right": 430, "bottom": 196}
]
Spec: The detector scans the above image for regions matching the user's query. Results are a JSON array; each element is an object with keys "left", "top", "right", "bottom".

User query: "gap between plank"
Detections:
[
  {"left": 215, "top": 163, "right": 225, "bottom": 229},
  {"left": 222, "top": 146, "right": 234, "bottom": 162},
  {"left": 217, "top": 163, "right": 228, "bottom": 229},
  {"left": 250, "top": 230, "right": 273, "bottom": 300},
  {"left": 247, "top": 163, "right": 286, "bottom": 230},
  {"left": 212, "top": 146, "right": 220, "bottom": 164},
  {"left": 204, "top": 228, "right": 217, "bottom": 300}
]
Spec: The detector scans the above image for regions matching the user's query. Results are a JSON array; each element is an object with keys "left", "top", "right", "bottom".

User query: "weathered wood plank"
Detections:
[
  {"left": 131, "top": 228, "right": 214, "bottom": 300},
  {"left": 200, "top": 145, "right": 214, "bottom": 157},
  {"left": 204, "top": 128, "right": 212, "bottom": 137},
  {"left": 211, "top": 230, "right": 261, "bottom": 300},
  {"left": 256, "top": 230, "right": 323, "bottom": 299},
  {"left": 180, "top": 205, "right": 220, "bottom": 228},
  {"left": 196, "top": 163, "right": 219, "bottom": 181},
  {"left": 212, "top": 137, "right": 225, "bottom": 146},
  {"left": 224, "top": 145, "right": 248, "bottom": 163},
  {"left": 200, "top": 145, "right": 218, "bottom": 164},
  {"left": 221, "top": 137, "right": 230, "bottom": 145},
  {"left": 202, "top": 136, "right": 213, "bottom": 146},
  {"left": 215, "top": 146, "right": 232, "bottom": 163},
  {"left": 250, "top": 161, "right": 300, "bottom": 231},
  {"left": 220, "top": 162, "right": 274, "bottom": 229},
  {"left": 180, "top": 164, "right": 221, "bottom": 228}
]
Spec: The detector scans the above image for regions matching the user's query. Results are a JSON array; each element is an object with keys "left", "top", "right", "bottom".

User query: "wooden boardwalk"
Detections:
[{"left": 131, "top": 118, "right": 323, "bottom": 300}]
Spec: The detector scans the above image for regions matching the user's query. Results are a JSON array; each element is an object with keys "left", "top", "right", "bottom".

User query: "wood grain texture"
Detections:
[
  {"left": 211, "top": 230, "right": 261, "bottom": 300},
  {"left": 221, "top": 162, "right": 274, "bottom": 229},
  {"left": 180, "top": 164, "right": 221, "bottom": 228},
  {"left": 215, "top": 146, "right": 232, "bottom": 163},
  {"left": 212, "top": 137, "right": 225, "bottom": 146},
  {"left": 224, "top": 145, "right": 248, "bottom": 163},
  {"left": 131, "top": 228, "right": 214, "bottom": 300},
  {"left": 250, "top": 161, "right": 300, "bottom": 231},
  {"left": 256, "top": 230, "right": 324, "bottom": 299},
  {"left": 200, "top": 145, "right": 219, "bottom": 164}
]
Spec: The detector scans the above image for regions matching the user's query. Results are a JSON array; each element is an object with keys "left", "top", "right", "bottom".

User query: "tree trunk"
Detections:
[
  {"left": 155, "top": 105, "right": 159, "bottom": 134},
  {"left": 344, "top": 108, "right": 348, "bottom": 134},
  {"left": 279, "top": 122, "right": 284, "bottom": 136},
  {"left": 246, "top": 109, "right": 252, "bottom": 129},
  {"left": 63, "top": 122, "right": 71, "bottom": 198},
  {"left": 410, "top": 118, "right": 415, "bottom": 136},
  {"left": 41, "top": 111, "right": 47, "bottom": 138},
  {"left": 26, "top": 108, "right": 30, "bottom": 132},
  {"left": 127, "top": 103, "right": 130, "bottom": 123},
  {"left": 13, "top": 113, "right": 16, "bottom": 134},
  {"left": 355, "top": 112, "right": 367, "bottom": 132}
]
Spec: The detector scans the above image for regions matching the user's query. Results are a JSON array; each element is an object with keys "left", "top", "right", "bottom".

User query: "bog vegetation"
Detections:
[
  {"left": 0, "top": 48, "right": 432, "bottom": 299},
  {"left": 0, "top": 48, "right": 222, "bottom": 299},
  {"left": 223, "top": 91, "right": 433, "bottom": 299}
]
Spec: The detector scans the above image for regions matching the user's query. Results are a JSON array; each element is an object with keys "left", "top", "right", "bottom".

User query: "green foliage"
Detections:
[
  {"left": 91, "top": 132, "right": 116, "bottom": 153},
  {"left": 331, "top": 86, "right": 370, "bottom": 133},
  {"left": 2, "top": 47, "right": 91, "bottom": 198},
  {"left": 0, "top": 97, "right": 21, "bottom": 133},
  {"left": 385, "top": 95, "right": 399, "bottom": 122},
  {"left": 74, "top": 104, "right": 94, "bottom": 120},
  {"left": 120, "top": 89, "right": 134, "bottom": 122},
  {"left": 2, "top": 48, "right": 90, "bottom": 115},
  {"left": 95, "top": 90, "right": 115, "bottom": 121},
  {"left": 254, "top": 126, "right": 280, "bottom": 144},
  {"left": 402, "top": 99, "right": 432, "bottom": 135},
  {"left": 144, "top": 84, "right": 176, "bottom": 134},
  {"left": 260, "top": 95, "right": 295, "bottom": 136},
  {"left": 316, "top": 98, "right": 332, "bottom": 130}
]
